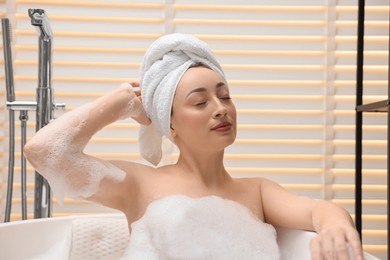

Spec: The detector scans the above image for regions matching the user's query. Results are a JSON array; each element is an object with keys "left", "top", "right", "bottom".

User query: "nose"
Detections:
[{"left": 212, "top": 99, "right": 228, "bottom": 118}]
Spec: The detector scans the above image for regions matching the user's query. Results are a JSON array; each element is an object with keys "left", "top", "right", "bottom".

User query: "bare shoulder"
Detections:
[
  {"left": 231, "top": 177, "right": 280, "bottom": 198},
  {"left": 236, "top": 177, "right": 303, "bottom": 199},
  {"left": 234, "top": 177, "right": 292, "bottom": 202},
  {"left": 234, "top": 176, "right": 277, "bottom": 189}
]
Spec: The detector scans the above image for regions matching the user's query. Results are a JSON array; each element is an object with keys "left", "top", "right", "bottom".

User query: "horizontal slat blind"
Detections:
[
  {"left": 335, "top": 1, "right": 388, "bottom": 259},
  {"left": 2, "top": 0, "right": 167, "bottom": 220},
  {"left": 0, "top": 1, "right": 387, "bottom": 259}
]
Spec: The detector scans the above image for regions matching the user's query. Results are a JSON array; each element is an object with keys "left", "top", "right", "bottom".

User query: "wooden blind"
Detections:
[{"left": 0, "top": 0, "right": 387, "bottom": 258}]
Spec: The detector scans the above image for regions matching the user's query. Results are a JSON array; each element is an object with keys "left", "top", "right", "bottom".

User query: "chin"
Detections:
[{"left": 219, "top": 136, "right": 236, "bottom": 149}]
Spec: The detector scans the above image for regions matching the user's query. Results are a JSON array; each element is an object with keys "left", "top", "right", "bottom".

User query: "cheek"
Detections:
[
  {"left": 229, "top": 104, "right": 237, "bottom": 120},
  {"left": 178, "top": 110, "right": 209, "bottom": 127},
  {"left": 172, "top": 109, "right": 210, "bottom": 139}
]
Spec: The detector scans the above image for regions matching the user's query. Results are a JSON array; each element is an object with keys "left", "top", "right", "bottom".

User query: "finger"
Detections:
[
  {"left": 131, "top": 98, "right": 151, "bottom": 125},
  {"left": 332, "top": 234, "right": 349, "bottom": 260},
  {"left": 129, "top": 81, "right": 139, "bottom": 87},
  {"left": 119, "top": 83, "right": 150, "bottom": 124},
  {"left": 129, "top": 82, "right": 141, "bottom": 97},
  {"left": 135, "top": 115, "right": 151, "bottom": 126},
  {"left": 310, "top": 237, "right": 322, "bottom": 260},
  {"left": 133, "top": 88, "right": 141, "bottom": 98},
  {"left": 318, "top": 234, "right": 336, "bottom": 260},
  {"left": 121, "top": 82, "right": 141, "bottom": 98},
  {"left": 346, "top": 231, "right": 364, "bottom": 260}
]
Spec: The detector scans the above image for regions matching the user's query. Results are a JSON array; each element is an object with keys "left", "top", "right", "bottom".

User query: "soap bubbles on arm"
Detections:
[{"left": 119, "top": 81, "right": 151, "bottom": 126}]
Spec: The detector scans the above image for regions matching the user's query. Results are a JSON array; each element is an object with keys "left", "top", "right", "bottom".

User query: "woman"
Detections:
[{"left": 24, "top": 34, "right": 363, "bottom": 259}]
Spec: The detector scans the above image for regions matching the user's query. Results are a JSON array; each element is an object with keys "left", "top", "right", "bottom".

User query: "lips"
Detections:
[{"left": 211, "top": 122, "right": 232, "bottom": 131}]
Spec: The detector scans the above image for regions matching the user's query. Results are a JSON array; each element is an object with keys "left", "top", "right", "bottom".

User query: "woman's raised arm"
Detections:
[{"left": 24, "top": 83, "right": 150, "bottom": 211}]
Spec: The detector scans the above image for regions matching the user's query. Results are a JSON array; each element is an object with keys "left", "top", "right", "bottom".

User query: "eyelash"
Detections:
[{"left": 195, "top": 96, "right": 231, "bottom": 106}]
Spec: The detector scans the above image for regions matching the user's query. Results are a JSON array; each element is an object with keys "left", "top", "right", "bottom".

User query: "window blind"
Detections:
[{"left": 0, "top": 0, "right": 388, "bottom": 258}]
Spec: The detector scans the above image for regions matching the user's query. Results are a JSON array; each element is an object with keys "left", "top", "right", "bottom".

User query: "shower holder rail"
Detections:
[{"left": 6, "top": 101, "right": 66, "bottom": 111}]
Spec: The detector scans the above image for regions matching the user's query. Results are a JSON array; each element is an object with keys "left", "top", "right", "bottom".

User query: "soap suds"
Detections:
[
  {"left": 119, "top": 83, "right": 145, "bottom": 120},
  {"left": 123, "top": 195, "right": 280, "bottom": 259},
  {"left": 28, "top": 105, "right": 126, "bottom": 204}
]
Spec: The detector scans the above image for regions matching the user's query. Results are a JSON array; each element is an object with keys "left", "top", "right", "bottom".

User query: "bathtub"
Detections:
[{"left": 0, "top": 213, "right": 377, "bottom": 260}]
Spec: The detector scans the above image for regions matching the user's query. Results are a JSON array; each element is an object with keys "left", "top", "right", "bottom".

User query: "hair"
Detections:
[{"left": 188, "top": 62, "right": 211, "bottom": 70}]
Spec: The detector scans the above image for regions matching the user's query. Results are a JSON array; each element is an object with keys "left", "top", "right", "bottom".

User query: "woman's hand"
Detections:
[
  {"left": 258, "top": 179, "right": 364, "bottom": 260},
  {"left": 120, "top": 81, "right": 151, "bottom": 125},
  {"left": 310, "top": 223, "right": 363, "bottom": 260}
]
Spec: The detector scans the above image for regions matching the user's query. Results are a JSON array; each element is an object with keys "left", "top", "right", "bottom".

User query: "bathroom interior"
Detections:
[{"left": 0, "top": 0, "right": 388, "bottom": 259}]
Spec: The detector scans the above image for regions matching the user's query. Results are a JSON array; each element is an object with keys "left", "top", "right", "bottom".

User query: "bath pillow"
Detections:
[{"left": 69, "top": 217, "right": 129, "bottom": 260}]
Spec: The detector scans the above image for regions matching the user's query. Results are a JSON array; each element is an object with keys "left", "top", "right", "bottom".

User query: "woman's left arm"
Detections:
[
  {"left": 259, "top": 178, "right": 363, "bottom": 260},
  {"left": 309, "top": 200, "right": 363, "bottom": 260}
]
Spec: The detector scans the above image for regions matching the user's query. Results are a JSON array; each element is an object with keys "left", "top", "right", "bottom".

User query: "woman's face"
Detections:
[{"left": 171, "top": 66, "right": 237, "bottom": 151}]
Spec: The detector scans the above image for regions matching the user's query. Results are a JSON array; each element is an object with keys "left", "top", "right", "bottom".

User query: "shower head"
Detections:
[
  {"left": 28, "top": 9, "right": 53, "bottom": 41},
  {"left": 28, "top": 8, "right": 53, "bottom": 91}
]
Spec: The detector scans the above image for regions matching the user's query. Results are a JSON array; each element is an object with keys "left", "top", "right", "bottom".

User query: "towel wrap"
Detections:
[{"left": 138, "top": 33, "right": 225, "bottom": 165}]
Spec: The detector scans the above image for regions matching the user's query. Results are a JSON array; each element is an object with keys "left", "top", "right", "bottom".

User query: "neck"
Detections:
[{"left": 175, "top": 149, "right": 231, "bottom": 189}]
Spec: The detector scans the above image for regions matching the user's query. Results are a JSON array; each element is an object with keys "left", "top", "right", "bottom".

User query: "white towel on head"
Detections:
[{"left": 139, "top": 33, "right": 225, "bottom": 166}]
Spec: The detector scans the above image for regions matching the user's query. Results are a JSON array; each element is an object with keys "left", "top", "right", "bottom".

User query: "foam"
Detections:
[
  {"left": 119, "top": 83, "right": 145, "bottom": 120},
  {"left": 28, "top": 103, "right": 126, "bottom": 204},
  {"left": 122, "top": 195, "right": 280, "bottom": 259}
]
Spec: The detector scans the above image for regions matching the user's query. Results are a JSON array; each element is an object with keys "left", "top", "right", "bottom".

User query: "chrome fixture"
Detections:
[
  {"left": 2, "top": 17, "right": 16, "bottom": 223},
  {"left": 2, "top": 9, "right": 65, "bottom": 222}
]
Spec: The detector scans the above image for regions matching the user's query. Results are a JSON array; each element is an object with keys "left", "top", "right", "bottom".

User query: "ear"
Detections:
[{"left": 170, "top": 124, "right": 177, "bottom": 137}]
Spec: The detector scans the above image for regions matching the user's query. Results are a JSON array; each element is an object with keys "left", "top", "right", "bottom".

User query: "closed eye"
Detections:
[
  {"left": 196, "top": 101, "right": 207, "bottom": 106},
  {"left": 220, "top": 96, "right": 231, "bottom": 100}
]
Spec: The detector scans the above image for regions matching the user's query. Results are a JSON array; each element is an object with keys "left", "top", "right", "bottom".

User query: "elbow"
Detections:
[
  {"left": 24, "top": 139, "right": 42, "bottom": 169},
  {"left": 24, "top": 138, "right": 35, "bottom": 157},
  {"left": 24, "top": 136, "right": 51, "bottom": 170}
]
